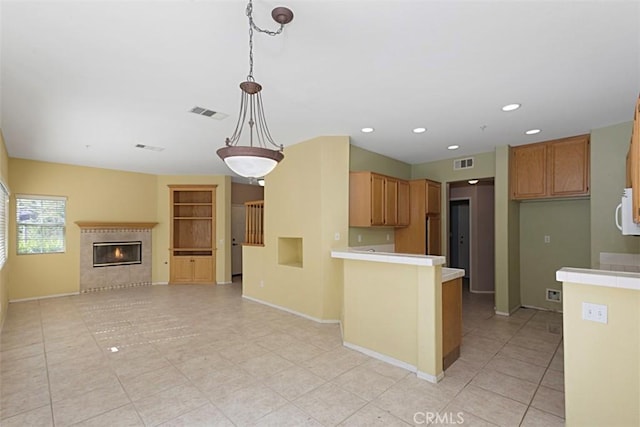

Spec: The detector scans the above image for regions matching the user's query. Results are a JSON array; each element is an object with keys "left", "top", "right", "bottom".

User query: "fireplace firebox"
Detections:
[{"left": 93, "top": 241, "right": 142, "bottom": 267}]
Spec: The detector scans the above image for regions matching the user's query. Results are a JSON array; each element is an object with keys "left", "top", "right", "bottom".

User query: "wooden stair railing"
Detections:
[{"left": 244, "top": 200, "right": 264, "bottom": 246}]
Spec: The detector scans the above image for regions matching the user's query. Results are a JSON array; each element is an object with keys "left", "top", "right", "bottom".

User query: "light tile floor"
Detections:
[{"left": 1, "top": 279, "right": 564, "bottom": 426}]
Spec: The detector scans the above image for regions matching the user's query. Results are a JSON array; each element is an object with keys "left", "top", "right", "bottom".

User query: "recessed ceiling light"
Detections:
[
  {"left": 502, "top": 103, "right": 521, "bottom": 112},
  {"left": 468, "top": 179, "right": 479, "bottom": 185},
  {"left": 447, "top": 145, "right": 460, "bottom": 150},
  {"left": 361, "top": 127, "right": 374, "bottom": 133},
  {"left": 413, "top": 127, "right": 427, "bottom": 134},
  {"left": 525, "top": 129, "right": 541, "bottom": 135}
]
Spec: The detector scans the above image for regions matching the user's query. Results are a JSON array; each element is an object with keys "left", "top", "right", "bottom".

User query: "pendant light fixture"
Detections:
[{"left": 217, "top": 1, "right": 294, "bottom": 178}]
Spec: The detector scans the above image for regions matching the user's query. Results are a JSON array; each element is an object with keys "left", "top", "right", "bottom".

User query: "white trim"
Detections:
[
  {"left": 343, "top": 341, "right": 416, "bottom": 372},
  {"left": 448, "top": 196, "right": 473, "bottom": 289},
  {"left": 16, "top": 193, "right": 67, "bottom": 201},
  {"left": 217, "top": 281, "right": 233, "bottom": 285},
  {"left": 521, "top": 304, "right": 563, "bottom": 314},
  {"left": 495, "top": 305, "right": 521, "bottom": 316},
  {"left": 470, "top": 290, "right": 495, "bottom": 294},
  {"left": 343, "top": 341, "right": 444, "bottom": 384},
  {"left": 241, "top": 295, "right": 340, "bottom": 324},
  {"left": 417, "top": 370, "right": 445, "bottom": 384},
  {"left": 10, "top": 292, "right": 79, "bottom": 303},
  {"left": 152, "top": 282, "right": 169, "bottom": 286}
]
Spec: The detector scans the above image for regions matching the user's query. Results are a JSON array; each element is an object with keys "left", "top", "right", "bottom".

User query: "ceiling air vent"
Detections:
[
  {"left": 189, "top": 106, "right": 228, "bottom": 120},
  {"left": 453, "top": 157, "right": 474, "bottom": 170},
  {"left": 135, "top": 144, "right": 165, "bottom": 152}
]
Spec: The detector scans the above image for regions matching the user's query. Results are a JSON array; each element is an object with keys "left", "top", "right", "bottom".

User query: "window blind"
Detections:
[
  {"left": 0, "top": 182, "right": 9, "bottom": 268},
  {"left": 16, "top": 195, "right": 67, "bottom": 254}
]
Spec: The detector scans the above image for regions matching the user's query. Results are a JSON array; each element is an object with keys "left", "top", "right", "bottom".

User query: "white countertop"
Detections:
[
  {"left": 331, "top": 248, "right": 446, "bottom": 267},
  {"left": 442, "top": 267, "right": 465, "bottom": 282},
  {"left": 556, "top": 267, "right": 640, "bottom": 291}
]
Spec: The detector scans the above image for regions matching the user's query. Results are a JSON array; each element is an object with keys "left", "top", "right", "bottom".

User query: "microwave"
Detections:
[{"left": 615, "top": 188, "right": 640, "bottom": 236}]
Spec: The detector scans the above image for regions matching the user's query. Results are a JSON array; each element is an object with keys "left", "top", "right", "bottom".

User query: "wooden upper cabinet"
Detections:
[
  {"left": 510, "top": 134, "right": 590, "bottom": 200},
  {"left": 549, "top": 135, "right": 590, "bottom": 197},
  {"left": 425, "top": 179, "right": 441, "bottom": 215},
  {"left": 511, "top": 143, "right": 547, "bottom": 200},
  {"left": 349, "top": 171, "right": 409, "bottom": 227},
  {"left": 397, "top": 180, "right": 410, "bottom": 226}
]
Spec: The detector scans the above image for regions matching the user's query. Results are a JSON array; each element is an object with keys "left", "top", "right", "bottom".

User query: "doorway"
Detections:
[
  {"left": 449, "top": 199, "right": 471, "bottom": 279},
  {"left": 231, "top": 204, "right": 245, "bottom": 276},
  {"left": 448, "top": 180, "right": 495, "bottom": 293}
]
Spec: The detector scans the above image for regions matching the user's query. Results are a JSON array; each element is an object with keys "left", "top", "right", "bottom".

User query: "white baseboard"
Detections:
[
  {"left": 152, "top": 282, "right": 168, "bottom": 286},
  {"left": 495, "top": 305, "right": 522, "bottom": 316},
  {"left": 343, "top": 341, "right": 444, "bottom": 384},
  {"left": 217, "top": 281, "right": 233, "bottom": 285},
  {"left": 417, "top": 370, "right": 445, "bottom": 384},
  {"left": 521, "top": 304, "right": 563, "bottom": 314},
  {"left": 10, "top": 292, "right": 80, "bottom": 303},
  {"left": 343, "top": 341, "right": 416, "bottom": 372},
  {"left": 241, "top": 294, "right": 340, "bottom": 324}
]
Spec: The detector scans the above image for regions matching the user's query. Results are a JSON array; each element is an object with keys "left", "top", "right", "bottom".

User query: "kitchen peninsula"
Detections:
[{"left": 331, "top": 249, "right": 464, "bottom": 383}]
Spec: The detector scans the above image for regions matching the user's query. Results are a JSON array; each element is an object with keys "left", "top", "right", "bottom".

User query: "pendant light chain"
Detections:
[{"left": 245, "top": 0, "right": 285, "bottom": 80}]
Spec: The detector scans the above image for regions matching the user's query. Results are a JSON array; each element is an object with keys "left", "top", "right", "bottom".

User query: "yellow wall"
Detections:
[
  {"left": 243, "top": 136, "right": 349, "bottom": 321},
  {"left": 7, "top": 159, "right": 232, "bottom": 300},
  {"left": 155, "top": 175, "right": 232, "bottom": 284},
  {"left": 0, "top": 130, "right": 10, "bottom": 328},
  {"left": 562, "top": 282, "right": 639, "bottom": 426},
  {"left": 8, "top": 159, "right": 158, "bottom": 299}
]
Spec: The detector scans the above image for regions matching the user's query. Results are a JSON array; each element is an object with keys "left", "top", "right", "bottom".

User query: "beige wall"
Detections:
[
  {"left": 590, "top": 121, "right": 639, "bottom": 266},
  {"left": 8, "top": 159, "right": 158, "bottom": 299},
  {"left": 520, "top": 200, "right": 590, "bottom": 310},
  {"left": 348, "top": 145, "right": 411, "bottom": 247},
  {"left": 562, "top": 281, "right": 639, "bottom": 426},
  {"left": 231, "top": 182, "right": 263, "bottom": 205},
  {"left": 243, "top": 136, "right": 349, "bottom": 321},
  {"left": 7, "top": 159, "right": 232, "bottom": 300},
  {"left": 155, "top": 175, "right": 232, "bottom": 284},
  {"left": 0, "top": 130, "right": 10, "bottom": 328}
]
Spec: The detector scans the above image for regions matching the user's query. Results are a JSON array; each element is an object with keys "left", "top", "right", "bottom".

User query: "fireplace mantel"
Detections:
[{"left": 75, "top": 221, "right": 158, "bottom": 229}]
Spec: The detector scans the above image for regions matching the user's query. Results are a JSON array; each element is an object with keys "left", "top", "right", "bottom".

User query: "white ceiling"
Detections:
[{"left": 1, "top": 0, "right": 639, "bottom": 180}]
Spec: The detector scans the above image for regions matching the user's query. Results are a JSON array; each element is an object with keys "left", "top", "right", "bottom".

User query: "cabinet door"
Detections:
[
  {"left": 385, "top": 178, "right": 398, "bottom": 225},
  {"left": 192, "top": 257, "right": 214, "bottom": 282},
  {"left": 397, "top": 180, "right": 410, "bottom": 226},
  {"left": 511, "top": 144, "right": 547, "bottom": 200},
  {"left": 549, "top": 136, "right": 590, "bottom": 197},
  {"left": 370, "top": 174, "right": 386, "bottom": 225},
  {"left": 426, "top": 181, "right": 441, "bottom": 215},
  {"left": 171, "top": 256, "right": 194, "bottom": 282},
  {"left": 428, "top": 215, "right": 441, "bottom": 255}
]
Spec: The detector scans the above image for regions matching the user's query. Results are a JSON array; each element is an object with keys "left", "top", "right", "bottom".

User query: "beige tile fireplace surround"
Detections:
[{"left": 76, "top": 222, "right": 157, "bottom": 293}]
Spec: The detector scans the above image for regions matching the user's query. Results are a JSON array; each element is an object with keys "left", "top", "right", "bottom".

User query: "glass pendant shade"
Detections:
[{"left": 217, "top": 146, "right": 283, "bottom": 178}]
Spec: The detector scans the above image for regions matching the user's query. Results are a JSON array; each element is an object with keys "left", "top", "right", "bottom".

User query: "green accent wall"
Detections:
[
  {"left": 590, "top": 121, "right": 639, "bottom": 266},
  {"left": 520, "top": 199, "right": 590, "bottom": 310}
]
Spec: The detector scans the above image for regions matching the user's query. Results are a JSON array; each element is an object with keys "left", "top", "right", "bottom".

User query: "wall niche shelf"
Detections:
[{"left": 278, "top": 237, "right": 303, "bottom": 268}]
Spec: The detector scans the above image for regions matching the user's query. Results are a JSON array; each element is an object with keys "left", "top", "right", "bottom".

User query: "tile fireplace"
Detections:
[{"left": 76, "top": 222, "right": 157, "bottom": 292}]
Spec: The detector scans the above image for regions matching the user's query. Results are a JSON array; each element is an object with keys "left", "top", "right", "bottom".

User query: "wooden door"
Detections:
[
  {"left": 385, "top": 178, "right": 398, "bottom": 225},
  {"left": 397, "top": 180, "right": 410, "bottom": 226},
  {"left": 442, "top": 277, "right": 462, "bottom": 370},
  {"left": 171, "top": 256, "right": 194, "bottom": 282},
  {"left": 192, "top": 257, "right": 214, "bottom": 282},
  {"left": 428, "top": 215, "right": 441, "bottom": 255},
  {"left": 370, "top": 174, "right": 386, "bottom": 225},
  {"left": 426, "top": 180, "right": 441, "bottom": 215},
  {"left": 511, "top": 144, "right": 547, "bottom": 199},
  {"left": 549, "top": 135, "right": 590, "bottom": 197}
]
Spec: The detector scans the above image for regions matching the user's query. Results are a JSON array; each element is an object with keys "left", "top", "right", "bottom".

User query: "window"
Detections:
[
  {"left": 0, "top": 182, "right": 8, "bottom": 268},
  {"left": 17, "top": 195, "right": 67, "bottom": 254}
]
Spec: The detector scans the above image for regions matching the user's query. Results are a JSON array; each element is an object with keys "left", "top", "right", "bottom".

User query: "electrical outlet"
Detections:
[
  {"left": 357, "top": 234, "right": 362, "bottom": 243},
  {"left": 582, "top": 302, "right": 608, "bottom": 324},
  {"left": 334, "top": 232, "right": 340, "bottom": 241},
  {"left": 386, "top": 233, "right": 390, "bottom": 241},
  {"left": 544, "top": 235, "right": 551, "bottom": 243},
  {"left": 260, "top": 280, "right": 264, "bottom": 288}
]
